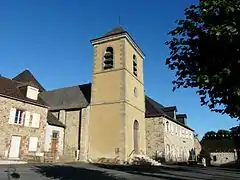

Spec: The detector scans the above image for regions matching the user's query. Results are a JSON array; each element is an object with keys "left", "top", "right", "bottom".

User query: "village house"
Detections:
[
  {"left": 0, "top": 70, "right": 64, "bottom": 162},
  {"left": 0, "top": 27, "right": 195, "bottom": 164}
]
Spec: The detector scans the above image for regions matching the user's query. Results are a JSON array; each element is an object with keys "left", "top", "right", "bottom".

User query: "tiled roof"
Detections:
[
  {"left": 13, "top": 70, "right": 45, "bottom": 92},
  {"left": 47, "top": 112, "right": 65, "bottom": 128},
  {"left": 40, "top": 83, "right": 91, "bottom": 110},
  {"left": 0, "top": 76, "right": 48, "bottom": 107}
]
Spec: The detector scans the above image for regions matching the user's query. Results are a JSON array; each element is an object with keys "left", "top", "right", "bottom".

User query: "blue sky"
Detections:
[{"left": 0, "top": 0, "right": 238, "bottom": 138}]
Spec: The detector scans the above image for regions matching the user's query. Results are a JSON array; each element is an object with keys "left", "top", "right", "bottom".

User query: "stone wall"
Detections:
[
  {"left": 79, "top": 106, "right": 90, "bottom": 161},
  {"left": 0, "top": 96, "right": 48, "bottom": 160},
  {"left": 63, "top": 109, "right": 81, "bottom": 161},
  {"left": 210, "top": 152, "right": 238, "bottom": 166},
  {"left": 145, "top": 117, "right": 165, "bottom": 159},
  {"left": 163, "top": 117, "right": 195, "bottom": 162},
  {"left": 146, "top": 116, "right": 195, "bottom": 162}
]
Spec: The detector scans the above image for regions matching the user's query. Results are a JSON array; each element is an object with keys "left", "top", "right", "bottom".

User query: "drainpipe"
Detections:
[{"left": 77, "top": 109, "right": 82, "bottom": 160}]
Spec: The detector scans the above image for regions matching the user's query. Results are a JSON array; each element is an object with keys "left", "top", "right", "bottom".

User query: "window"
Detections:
[
  {"left": 31, "top": 113, "right": 40, "bottom": 128},
  {"left": 52, "top": 131, "right": 59, "bottom": 139},
  {"left": 166, "top": 121, "right": 169, "bottom": 132},
  {"left": 134, "top": 87, "right": 137, "bottom": 97},
  {"left": 28, "top": 137, "right": 38, "bottom": 152},
  {"left": 103, "top": 47, "right": 114, "bottom": 70},
  {"left": 213, "top": 155, "right": 217, "bottom": 161},
  {"left": 133, "top": 54, "right": 137, "bottom": 76},
  {"left": 175, "top": 125, "right": 178, "bottom": 135},
  {"left": 14, "top": 109, "right": 25, "bottom": 125}
]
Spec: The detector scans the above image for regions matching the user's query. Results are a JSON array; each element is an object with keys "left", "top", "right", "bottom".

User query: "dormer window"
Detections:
[
  {"left": 133, "top": 54, "right": 137, "bottom": 76},
  {"left": 103, "top": 47, "right": 114, "bottom": 70},
  {"left": 26, "top": 86, "right": 39, "bottom": 100}
]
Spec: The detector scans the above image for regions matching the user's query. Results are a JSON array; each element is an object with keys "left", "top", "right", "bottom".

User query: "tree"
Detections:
[{"left": 166, "top": 0, "right": 240, "bottom": 119}]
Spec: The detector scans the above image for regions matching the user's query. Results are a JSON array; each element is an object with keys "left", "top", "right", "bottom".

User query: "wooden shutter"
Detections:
[
  {"left": 32, "top": 113, "right": 40, "bottom": 128},
  {"left": 28, "top": 137, "right": 38, "bottom": 151},
  {"left": 9, "top": 108, "right": 16, "bottom": 124},
  {"left": 24, "top": 111, "right": 30, "bottom": 127}
]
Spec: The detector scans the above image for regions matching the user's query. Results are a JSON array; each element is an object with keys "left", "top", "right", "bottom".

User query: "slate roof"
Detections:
[
  {"left": 40, "top": 83, "right": 91, "bottom": 110},
  {"left": 91, "top": 27, "right": 145, "bottom": 57},
  {"left": 0, "top": 76, "right": 48, "bottom": 107},
  {"left": 145, "top": 95, "right": 193, "bottom": 131},
  {"left": 13, "top": 70, "right": 45, "bottom": 92},
  {"left": 47, "top": 112, "right": 65, "bottom": 128},
  {"left": 104, "top": 27, "right": 125, "bottom": 37}
]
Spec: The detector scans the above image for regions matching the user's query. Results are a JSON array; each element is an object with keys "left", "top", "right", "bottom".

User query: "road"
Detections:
[{"left": 0, "top": 162, "right": 240, "bottom": 180}]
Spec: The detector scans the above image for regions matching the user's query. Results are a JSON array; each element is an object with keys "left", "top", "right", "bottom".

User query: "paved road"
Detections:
[{"left": 0, "top": 162, "right": 240, "bottom": 180}]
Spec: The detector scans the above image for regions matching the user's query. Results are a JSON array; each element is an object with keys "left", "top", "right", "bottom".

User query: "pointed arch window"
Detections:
[
  {"left": 103, "top": 47, "right": 114, "bottom": 70},
  {"left": 133, "top": 54, "right": 137, "bottom": 76}
]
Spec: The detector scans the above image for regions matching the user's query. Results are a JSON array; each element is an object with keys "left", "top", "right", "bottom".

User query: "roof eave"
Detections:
[
  {"left": 90, "top": 32, "right": 145, "bottom": 59},
  {"left": 146, "top": 113, "right": 194, "bottom": 131},
  {"left": 0, "top": 93, "right": 49, "bottom": 108}
]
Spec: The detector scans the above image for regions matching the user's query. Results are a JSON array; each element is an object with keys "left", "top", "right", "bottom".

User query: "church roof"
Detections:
[
  {"left": 103, "top": 27, "right": 125, "bottom": 37},
  {"left": 13, "top": 70, "right": 45, "bottom": 92},
  {"left": 47, "top": 111, "right": 65, "bottom": 128},
  {"left": 40, "top": 83, "right": 91, "bottom": 110}
]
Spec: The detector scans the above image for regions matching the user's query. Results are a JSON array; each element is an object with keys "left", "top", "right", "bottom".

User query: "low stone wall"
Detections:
[{"left": 210, "top": 152, "right": 238, "bottom": 166}]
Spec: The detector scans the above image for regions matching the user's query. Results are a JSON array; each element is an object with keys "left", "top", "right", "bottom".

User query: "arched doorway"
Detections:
[{"left": 133, "top": 120, "right": 140, "bottom": 154}]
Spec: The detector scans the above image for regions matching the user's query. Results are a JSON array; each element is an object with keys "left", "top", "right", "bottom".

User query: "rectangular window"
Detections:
[
  {"left": 52, "top": 131, "right": 59, "bottom": 139},
  {"left": 14, "top": 109, "right": 25, "bottom": 125},
  {"left": 133, "top": 55, "right": 137, "bottom": 76},
  {"left": 31, "top": 113, "right": 40, "bottom": 128},
  {"left": 28, "top": 137, "right": 38, "bottom": 152}
]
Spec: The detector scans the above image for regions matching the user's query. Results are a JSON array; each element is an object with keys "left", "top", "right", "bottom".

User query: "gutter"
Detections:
[{"left": 146, "top": 113, "right": 194, "bottom": 131}]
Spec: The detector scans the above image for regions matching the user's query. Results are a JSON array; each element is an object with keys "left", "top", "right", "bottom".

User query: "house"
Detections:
[
  {"left": 201, "top": 138, "right": 238, "bottom": 166},
  {"left": 0, "top": 70, "right": 64, "bottom": 162},
  {"left": 145, "top": 96, "right": 195, "bottom": 162},
  {"left": 39, "top": 27, "right": 195, "bottom": 163}
]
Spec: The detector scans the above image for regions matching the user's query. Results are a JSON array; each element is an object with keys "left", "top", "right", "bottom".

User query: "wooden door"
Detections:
[{"left": 133, "top": 120, "right": 140, "bottom": 154}]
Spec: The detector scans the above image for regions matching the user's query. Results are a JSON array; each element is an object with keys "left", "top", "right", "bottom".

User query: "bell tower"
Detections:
[{"left": 88, "top": 27, "right": 146, "bottom": 162}]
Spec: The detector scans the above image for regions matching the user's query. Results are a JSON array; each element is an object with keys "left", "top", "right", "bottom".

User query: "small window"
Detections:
[
  {"left": 52, "top": 131, "right": 59, "bottom": 139},
  {"left": 103, "top": 47, "right": 114, "bottom": 70},
  {"left": 213, "top": 155, "right": 217, "bottom": 161},
  {"left": 134, "top": 87, "right": 137, "bottom": 97},
  {"left": 14, "top": 109, "right": 25, "bottom": 125},
  {"left": 133, "top": 54, "right": 137, "bottom": 76},
  {"left": 166, "top": 121, "right": 169, "bottom": 132}
]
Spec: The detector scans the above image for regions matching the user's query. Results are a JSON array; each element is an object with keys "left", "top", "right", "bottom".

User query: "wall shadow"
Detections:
[{"left": 34, "top": 165, "right": 126, "bottom": 180}]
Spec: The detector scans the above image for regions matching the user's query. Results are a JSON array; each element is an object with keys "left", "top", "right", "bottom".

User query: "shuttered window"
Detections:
[
  {"left": 28, "top": 137, "right": 38, "bottom": 152},
  {"left": 31, "top": 113, "right": 40, "bottom": 128}
]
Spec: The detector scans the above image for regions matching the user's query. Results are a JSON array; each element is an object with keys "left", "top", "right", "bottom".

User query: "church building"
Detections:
[{"left": 0, "top": 27, "right": 195, "bottom": 163}]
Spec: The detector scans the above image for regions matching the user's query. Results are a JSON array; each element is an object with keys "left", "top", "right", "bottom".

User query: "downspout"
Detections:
[{"left": 77, "top": 109, "right": 82, "bottom": 160}]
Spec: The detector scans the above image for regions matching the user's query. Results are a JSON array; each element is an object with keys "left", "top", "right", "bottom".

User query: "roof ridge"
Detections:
[{"left": 44, "top": 82, "right": 91, "bottom": 93}]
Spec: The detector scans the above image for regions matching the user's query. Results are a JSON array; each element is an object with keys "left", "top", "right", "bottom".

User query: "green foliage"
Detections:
[{"left": 166, "top": 0, "right": 240, "bottom": 119}]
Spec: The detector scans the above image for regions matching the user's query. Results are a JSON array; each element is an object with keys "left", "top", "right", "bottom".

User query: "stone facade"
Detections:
[
  {"left": 146, "top": 117, "right": 165, "bottom": 159},
  {"left": 210, "top": 152, "right": 238, "bottom": 166},
  {"left": 51, "top": 109, "right": 81, "bottom": 161},
  {"left": 0, "top": 96, "right": 48, "bottom": 160},
  {"left": 146, "top": 116, "right": 195, "bottom": 162},
  {"left": 79, "top": 106, "right": 90, "bottom": 161}
]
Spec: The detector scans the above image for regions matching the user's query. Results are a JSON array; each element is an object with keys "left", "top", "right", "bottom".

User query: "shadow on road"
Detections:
[
  {"left": 34, "top": 165, "right": 125, "bottom": 180},
  {"left": 95, "top": 164, "right": 239, "bottom": 180}
]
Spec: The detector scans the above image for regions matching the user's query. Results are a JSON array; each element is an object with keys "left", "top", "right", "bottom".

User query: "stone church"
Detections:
[{"left": 0, "top": 27, "right": 195, "bottom": 163}]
